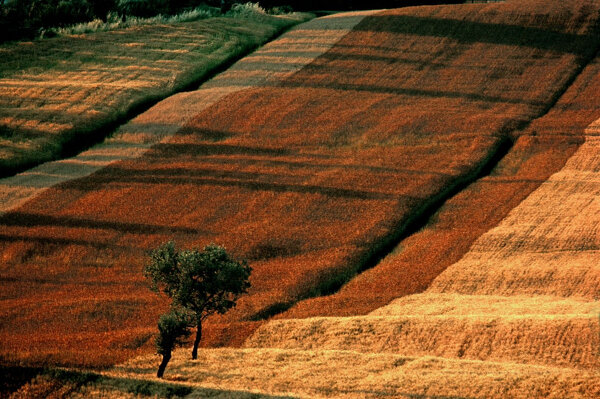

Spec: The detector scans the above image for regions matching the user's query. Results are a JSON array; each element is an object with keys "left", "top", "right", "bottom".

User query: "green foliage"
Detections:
[
  {"left": 0, "top": 0, "right": 113, "bottom": 41},
  {"left": 147, "top": 242, "right": 251, "bottom": 369},
  {"left": 117, "top": 0, "right": 169, "bottom": 18},
  {"left": 0, "top": 0, "right": 228, "bottom": 42},
  {"left": 226, "top": 2, "right": 267, "bottom": 18},
  {"left": 155, "top": 308, "right": 193, "bottom": 356},
  {"left": 146, "top": 241, "right": 181, "bottom": 300},
  {"left": 50, "top": 5, "right": 220, "bottom": 36},
  {"left": 145, "top": 242, "right": 252, "bottom": 321}
]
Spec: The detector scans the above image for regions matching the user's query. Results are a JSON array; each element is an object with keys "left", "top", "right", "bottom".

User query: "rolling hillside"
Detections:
[
  {"left": 0, "top": 10, "right": 311, "bottom": 177},
  {"left": 2, "top": 0, "right": 600, "bottom": 397},
  {"left": 103, "top": 44, "right": 600, "bottom": 398}
]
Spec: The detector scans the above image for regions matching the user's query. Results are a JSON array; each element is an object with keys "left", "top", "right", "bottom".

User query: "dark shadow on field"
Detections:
[
  {"left": 0, "top": 365, "right": 298, "bottom": 399},
  {"left": 151, "top": 142, "right": 295, "bottom": 157},
  {"left": 91, "top": 373, "right": 298, "bottom": 398},
  {"left": 0, "top": 365, "right": 44, "bottom": 397},
  {"left": 277, "top": 79, "right": 543, "bottom": 106},
  {"left": 212, "top": 60, "right": 543, "bottom": 106},
  {"left": 0, "top": 212, "right": 206, "bottom": 235},
  {"left": 65, "top": 163, "right": 403, "bottom": 201},
  {"left": 0, "top": 234, "right": 131, "bottom": 249},
  {"left": 201, "top": 153, "right": 449, "bottom": 176},
  {"left": 352, "top": 13, "right": 598, "bottom": 57}
]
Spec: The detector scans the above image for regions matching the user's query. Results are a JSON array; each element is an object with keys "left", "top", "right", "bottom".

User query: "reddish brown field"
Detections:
[
  {"left": 1, "top": 0, "right": 599, "bottom": 368},
  {"left": 279, "top": 52, "right": 600, "bottom": 318}
]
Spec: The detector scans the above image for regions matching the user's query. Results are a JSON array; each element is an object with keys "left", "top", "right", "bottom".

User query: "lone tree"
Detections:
[
  {"left": 155, "top": 308, "right": 192, "bottom": 378},
  {"left": 145, "top": 241, "right": 252, "bottom": 360}
]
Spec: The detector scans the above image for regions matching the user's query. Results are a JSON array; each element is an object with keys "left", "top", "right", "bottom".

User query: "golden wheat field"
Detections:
[{"left": 2, "top": 0, "right": 600, "bottom": 398}]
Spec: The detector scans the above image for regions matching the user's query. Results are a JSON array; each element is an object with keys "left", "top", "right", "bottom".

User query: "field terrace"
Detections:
[{"left": 1, "top": 0, "right": 600, "bottom": 372}]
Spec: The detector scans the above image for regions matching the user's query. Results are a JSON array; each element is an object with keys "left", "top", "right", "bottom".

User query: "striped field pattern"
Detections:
[
  {"left": 0, "top": 10, "right": 380, "bottom": 368},
  {"left": 2, "top": 0, "right": 600, "bottom": 396},
  {"left": 105, "top": 58, "right": 600, "bottom": 398},
  {"left": 0, "top": 13, "right": 311, "bottom": 177}
]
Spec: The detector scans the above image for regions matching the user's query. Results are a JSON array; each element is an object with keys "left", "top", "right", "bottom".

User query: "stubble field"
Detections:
[
  {"left": 0, "top": 11, "right": 311, "bottom": 177},
  {"left": 2, "top": 0, "right": 600, "bottom": 397}
]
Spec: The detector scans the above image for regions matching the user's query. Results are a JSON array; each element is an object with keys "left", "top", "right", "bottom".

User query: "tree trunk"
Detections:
[
  {"left": 157, "top": 351, "right": 171, "bottom": 378},
  {"left": 191, "top": 320, "right": 202, "bottom": 360}
]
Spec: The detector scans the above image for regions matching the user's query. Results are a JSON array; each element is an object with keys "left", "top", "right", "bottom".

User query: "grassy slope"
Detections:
[{"left": 0, "top": 12, "right": 311, "bottom": 178}]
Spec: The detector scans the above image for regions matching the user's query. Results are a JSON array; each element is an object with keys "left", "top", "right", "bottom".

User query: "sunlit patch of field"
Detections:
[
  {"left": 91, "top": 349, "right": 599, "bottom": 399},
  {"left": 428, "top": 136, "right": 600, "bottom": 297},
  {"left": 0, "top": 13, "right": 311, "bottom": 177},
  {"left": 246, "top": 294, "right": 600, "bottom": 368}
]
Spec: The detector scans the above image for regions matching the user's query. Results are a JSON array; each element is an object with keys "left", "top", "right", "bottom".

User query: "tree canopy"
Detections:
[
  {"left": 155, "top": 308, "right": 192, "bottom": 378},
  {"left": 145, "top": 241, "right": 251, "bottom": 361}
]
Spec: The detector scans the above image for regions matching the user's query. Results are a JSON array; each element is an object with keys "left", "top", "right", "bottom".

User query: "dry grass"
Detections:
[
  {"left": 1, "top": 0, "right": 600, "bottom": 382},
  {"left": 0, "top": 12, "right": 311, "bottom": 177},
  {"left": 246, "top": 294, "right": 600, "bottom": 369},
  {"left": 96, "top": 348, "right": 600, "bottom": 399},
  {"left": 429, "top": 133, "right": 600, "bottom": 297}
]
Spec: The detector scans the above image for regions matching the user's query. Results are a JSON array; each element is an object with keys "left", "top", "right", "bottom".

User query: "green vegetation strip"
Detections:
[{"left": 0, "top": 10, "right": 312, "bottom": 178}]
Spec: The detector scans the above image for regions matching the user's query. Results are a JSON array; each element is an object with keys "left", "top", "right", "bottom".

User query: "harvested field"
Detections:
[
  {"left": 117, "top": 0, "right": 599, "bottom": 323},
  {"left": 222, "top": 114, "right": 600, "bottom": 394},
  {"left": 202, "top": 4, "right": 600, "bottom": 393},
  {"left": 0, "top": 12, "right": 311, "bottom": 177},
  {"left": 147, "top": 71, "right": 600, "bottom": 398},
  {"left": 0, "top": 10, "right": 380, "bottom": 368},
  {"left": 428, "top": 139, "right": 600, "bottom": 298},
  {"left": 1, "top": 5, "right": 600, "bottom": 399},
  {"left": 0, "top": 11, "right": 373, "bottom": 214},
  {"left": 278, "top": 2, "right": 600, "bottom": 318},
  {"left": 95, "top": 349, "right": 600, "bottom": 399}
]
